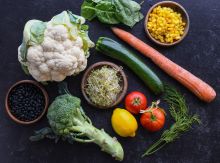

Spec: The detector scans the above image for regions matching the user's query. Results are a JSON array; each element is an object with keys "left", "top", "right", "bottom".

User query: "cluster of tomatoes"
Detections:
[{"left": 125, "top": 91, "right": 165, "bottom": 132}]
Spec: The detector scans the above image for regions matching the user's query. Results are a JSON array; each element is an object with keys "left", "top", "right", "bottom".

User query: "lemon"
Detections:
[{"left": 111, "top": 108, "right": 138, "bottom": 137}]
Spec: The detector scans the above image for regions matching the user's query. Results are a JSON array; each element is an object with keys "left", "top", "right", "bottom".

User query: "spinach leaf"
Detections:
[
  {"left": 95, "top": 1, "right": 119, "bottom": 24},
  {"left": 81, "top": 0, "right": 143, "bottom": 28},
  {"left": 114, "top": 0, "right": 143, "bottom": 27},
  {"left": 81, "top": 1, "right": 97, "bottom": 21}
]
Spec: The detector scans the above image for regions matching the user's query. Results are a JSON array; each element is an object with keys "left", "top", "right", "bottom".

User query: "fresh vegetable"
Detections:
[
  {"left": 147, "top": 6, "right": 185, "bottom": 43},
  {"left": 85, "top": 66, "right": 122, "bottom": 107},
  {"left": 111, "top": 108, "right": 138, "bottom": 137},
  {"left": 8, "top": 83, "right": 45, "bottom": 122},
  {"left": 96, "top": 37, "right": 164, "bottom": 95},
  {"left": 111, "top": 27, "right": 216, "bottom": 102},
  {"left": 142, "top": 86, "right": 200, "bottom": 157},
  {"left": 81, "top": 0, "right": 144, "bottom": 28},
  {"left": 18, "top": 11, "right": 94, "bottom": 82},
  {"left": 125, "top": 91, "right": 147, "bottom": 114},
  {"left": 140, "top": 100, "right": 165, "bottom": 132},
  {"left": 30, "top": 82, "right": 124, "bottom": 161}
]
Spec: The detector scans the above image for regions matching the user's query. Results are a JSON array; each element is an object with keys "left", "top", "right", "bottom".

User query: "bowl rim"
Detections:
[
  {"left": 81, "top": 61, "right": 128, "bottom": 109},
  {"left": 5, "top": 80, "right": 49, "bottom": 125},
  {"left": 144, "top": 0, "right": 190, "bottom": 46}
]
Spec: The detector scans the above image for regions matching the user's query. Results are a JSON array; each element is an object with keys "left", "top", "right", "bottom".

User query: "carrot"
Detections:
[{"left": 112, "top": 27, "right": 216, "bottom": 103}]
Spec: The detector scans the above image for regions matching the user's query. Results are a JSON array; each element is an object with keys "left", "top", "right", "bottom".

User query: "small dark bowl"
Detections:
[
  {"left": 5, "top": 80, "right": 49, "bottom": 125},
  {"left": 81, "top": 61, "right": 128, "bottom": 109},
  {"left": 145, "top": 1, "right": 190, "bottom": 46}
]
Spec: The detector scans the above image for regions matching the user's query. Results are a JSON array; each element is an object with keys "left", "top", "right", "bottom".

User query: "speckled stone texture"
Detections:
[{"left": 0, "top": 0, "right": 220, "bottom": 163}]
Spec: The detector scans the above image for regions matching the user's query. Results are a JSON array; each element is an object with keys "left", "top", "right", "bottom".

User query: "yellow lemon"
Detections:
[{"left": 111, "top": 108, "right": 138, "bottom": 137}]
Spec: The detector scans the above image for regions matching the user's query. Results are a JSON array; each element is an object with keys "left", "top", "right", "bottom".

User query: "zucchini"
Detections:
[{"left": 96, "top": 37, "right": 164, "bottom": 94}]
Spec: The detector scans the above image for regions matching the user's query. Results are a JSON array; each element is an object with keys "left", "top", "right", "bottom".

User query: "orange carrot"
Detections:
[{"left": 112, "top": 27, "right": 216, "bottom": 102}]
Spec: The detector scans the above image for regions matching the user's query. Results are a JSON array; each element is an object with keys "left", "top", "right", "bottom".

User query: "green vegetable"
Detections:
[
  {"left": 30, "top": 82, "right": 124, "bottom": 161},
  {"left": 81, "top": 0, "right": 144, "bottom": 27},
  {"left": 142, "top": 86, "right": 201, "bottom": 157},
  {"left": 85, "top": 66, "right": 122, "bottom": 107},
  {"left": 96, "top": 37, "right": 164, "bottom": 95}
]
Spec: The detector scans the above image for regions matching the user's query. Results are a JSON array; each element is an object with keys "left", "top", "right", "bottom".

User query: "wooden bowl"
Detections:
[
  {"left": 5, "top": 80, "right": 49, "bottom": 125},
  {"left": 81, "top": 61, "right": 128, "bottom": 109},
  {"left": 144, "top": 1, "right": 190, "bottom": 46}
]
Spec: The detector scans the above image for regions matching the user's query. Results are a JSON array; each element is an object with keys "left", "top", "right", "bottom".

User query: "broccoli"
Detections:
[{"left": 30, "top": 82, "right": 124, "bottom": 161}]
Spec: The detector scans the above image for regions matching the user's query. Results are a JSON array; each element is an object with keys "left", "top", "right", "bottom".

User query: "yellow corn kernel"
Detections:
[{"left": 147, "top": 6, "right": 185, "bottom": 44}]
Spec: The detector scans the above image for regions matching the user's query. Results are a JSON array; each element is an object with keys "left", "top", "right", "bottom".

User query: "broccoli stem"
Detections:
[{"left": 76, "top": 121, "right": 124, "bottom": 161}]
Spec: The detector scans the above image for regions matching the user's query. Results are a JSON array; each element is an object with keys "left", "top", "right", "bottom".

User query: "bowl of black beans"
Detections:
[{"left": 5, "top": 80, "right": 49, "bottom": 125}]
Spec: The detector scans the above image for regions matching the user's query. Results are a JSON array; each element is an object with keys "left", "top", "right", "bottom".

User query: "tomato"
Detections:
[
  {"left": 125, "top": 91, "right": 147, "bottom": 114},
  {"left": 140, "top": 101, "right": 165, "bottom": 132}
]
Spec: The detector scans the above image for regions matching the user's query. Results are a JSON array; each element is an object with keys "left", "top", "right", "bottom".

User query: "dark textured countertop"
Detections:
[{"left": 0, "top": 0, "right": 220, "bottom": 162}]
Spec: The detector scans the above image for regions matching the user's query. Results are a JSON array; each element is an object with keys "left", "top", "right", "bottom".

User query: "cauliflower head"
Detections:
[{"left": 18, "top": 11, "right": 94, "bottom": 82}]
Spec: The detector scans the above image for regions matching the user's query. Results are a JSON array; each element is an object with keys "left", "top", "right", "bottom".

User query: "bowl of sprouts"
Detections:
[{"left": 81, "top": 61, "right": 128, "bottom": 109}]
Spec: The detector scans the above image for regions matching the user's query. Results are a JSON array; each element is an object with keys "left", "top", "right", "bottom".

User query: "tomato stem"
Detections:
[
  {"left": 140, "top": 100, "right": 160, "bottom": 114},
  {"left": 132, "top": 97, "right": 141, "bottom": 106}
]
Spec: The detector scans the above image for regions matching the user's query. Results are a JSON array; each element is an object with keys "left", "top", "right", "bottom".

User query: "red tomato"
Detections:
[
  {"left": 125, "top": 91, "right": 147, "bottom": 114},
  {"left": 140, "top": 106, "right": 165, "bottom": 132}
]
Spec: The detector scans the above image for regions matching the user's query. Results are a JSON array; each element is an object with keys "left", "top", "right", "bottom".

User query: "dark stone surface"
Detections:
[{"left": 0, "top": 0, "right": 220, "bottom": 162}]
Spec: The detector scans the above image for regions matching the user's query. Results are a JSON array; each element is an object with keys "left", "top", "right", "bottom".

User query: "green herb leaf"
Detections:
[{"left": 142, "top": 86, "right": 201, "bottom": 157}]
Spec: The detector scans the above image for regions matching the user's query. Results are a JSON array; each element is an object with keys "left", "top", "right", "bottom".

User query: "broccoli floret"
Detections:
[{"left": 30, "top": 83, "right": 124, "bottom": 161}]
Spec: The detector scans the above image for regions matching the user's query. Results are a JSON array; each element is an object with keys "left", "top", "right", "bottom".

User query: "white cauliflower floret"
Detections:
[
  {"left": 18, "top": 11, "right": 94, "bottom": 82},
  {"left": 22, "top": 24, "right": 88, "bottom": 82}
]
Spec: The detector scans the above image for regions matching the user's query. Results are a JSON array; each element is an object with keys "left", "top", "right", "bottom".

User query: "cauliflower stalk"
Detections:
[
  {"left": 18, "top": 11, "right": 94, "bottom": 82},
  {"left": 30, "top": 82, "right": 124, "bottom": 161}
]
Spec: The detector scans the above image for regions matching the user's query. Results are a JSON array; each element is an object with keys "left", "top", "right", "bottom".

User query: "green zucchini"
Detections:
[{"left": 96, "top": 37, "right": 164, "bottom": 94}]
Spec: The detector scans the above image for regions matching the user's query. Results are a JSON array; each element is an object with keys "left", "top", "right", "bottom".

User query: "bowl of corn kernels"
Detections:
[{"left": 145, "top": 1, "right": 189, "bottom": 46}]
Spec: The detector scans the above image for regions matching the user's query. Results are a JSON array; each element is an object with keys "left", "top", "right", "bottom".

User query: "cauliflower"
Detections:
[{"left": 18, "top": 11, "right": 94, "bottom": 82}]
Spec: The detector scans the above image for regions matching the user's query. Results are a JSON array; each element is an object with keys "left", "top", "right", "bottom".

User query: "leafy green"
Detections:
[
  {"left": 95, "top": 1, "right": 120, "bottom": 24},
  {"left": 81, "top": 0, "right": 144, "bottom": 27},
  {"left": 30, "top": 21, "right": 47, "bottom": 44},
  {"left": 142, "top": 86, "right": 201, "bottom": 157},
  {"left": 20, "top": 20, "right": 46, "bottom": 66},
  {"left": 30, "top": 82, "right": 124, "bottom": 161},
  {"left": 81, "top": 1, "right": 97, "bottom": 21},
  {"left": 114, "top": 0, "right": 143, "bottom": 27},
  {"left": 79, "top": 31, "right": 91, "bottom": 57},
  {"left": 19, "top": 41, "right": 28, "bottom": 62},
  {"left": 81, "top": 24, "right": 89, "bottom": 31},
  {"left": 21, "top": 64, "right": 29, "bottom": 75},
  {"left": 23, "top": 20, "right": 47, "bottom": 46}
]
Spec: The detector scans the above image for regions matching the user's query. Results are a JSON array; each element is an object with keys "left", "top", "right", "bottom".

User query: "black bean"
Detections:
[{"left": 8, "top": 83, "right": 45, "bottom": 121}]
